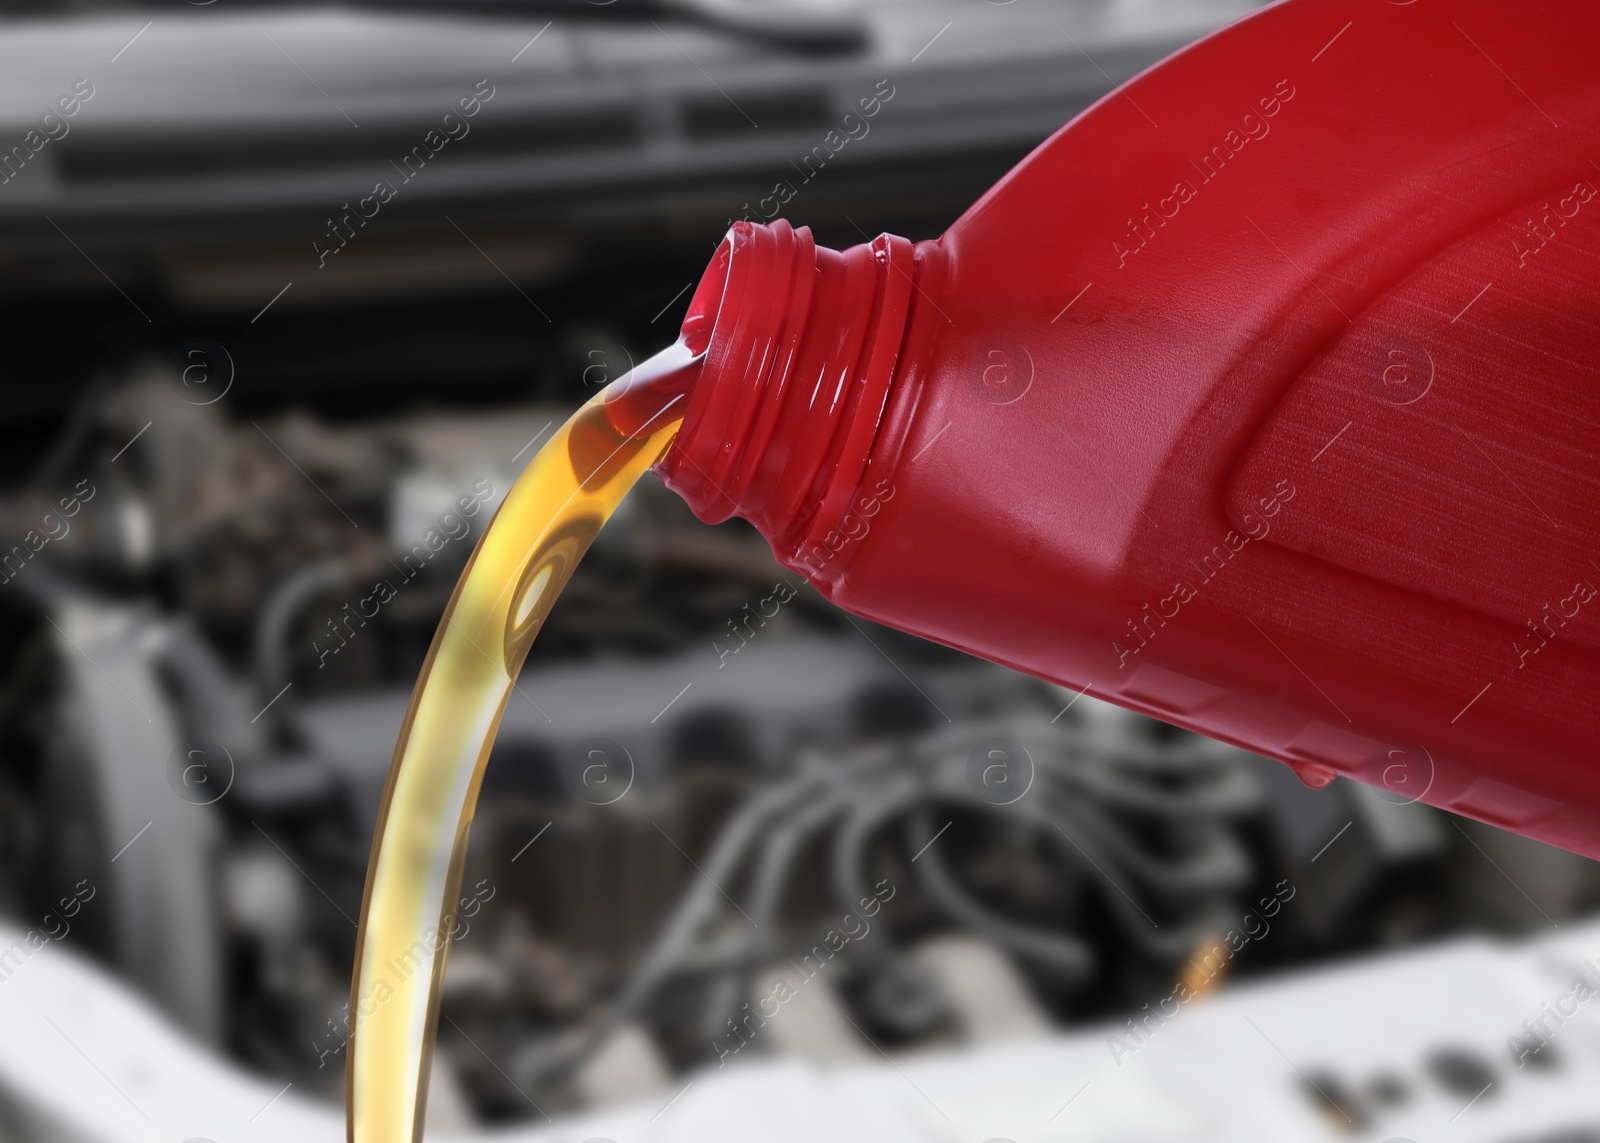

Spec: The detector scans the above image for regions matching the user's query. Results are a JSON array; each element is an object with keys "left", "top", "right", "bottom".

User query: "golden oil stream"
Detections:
[{"left": 347, "top": 341, "right": 698, "bottom": 1143}]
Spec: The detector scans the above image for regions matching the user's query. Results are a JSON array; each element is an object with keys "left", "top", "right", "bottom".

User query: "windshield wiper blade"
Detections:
[{"left": 364, "top": 0, "right": 870, "bottom": 55}]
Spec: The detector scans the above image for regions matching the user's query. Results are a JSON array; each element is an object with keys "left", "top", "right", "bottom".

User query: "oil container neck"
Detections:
[{"left": 657, "top": 219, "right": 918, "bottom": 565}]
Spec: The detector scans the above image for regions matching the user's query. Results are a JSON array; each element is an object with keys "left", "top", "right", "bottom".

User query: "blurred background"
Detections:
[{"left": 0, "top": 1, "right": 1597, "bottom": 1141}]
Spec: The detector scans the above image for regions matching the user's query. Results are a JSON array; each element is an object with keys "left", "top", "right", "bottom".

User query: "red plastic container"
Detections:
[{"left": 656, "top": 0, "right": 1600, "bottom": 857}]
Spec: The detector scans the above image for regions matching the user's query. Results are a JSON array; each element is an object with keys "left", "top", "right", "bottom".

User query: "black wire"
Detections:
[{"left": 905, "top": 807, "right": 1095, "bottom": 980}]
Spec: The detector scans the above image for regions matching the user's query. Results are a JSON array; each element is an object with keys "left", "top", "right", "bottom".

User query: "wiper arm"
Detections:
[{"left": 366, "top": 0, "right": 871, "bottom": 56}]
